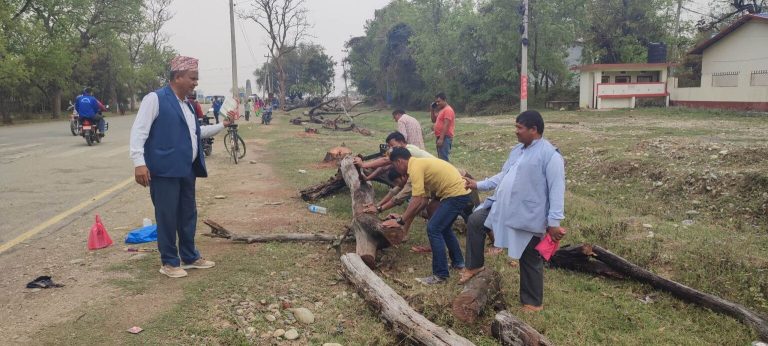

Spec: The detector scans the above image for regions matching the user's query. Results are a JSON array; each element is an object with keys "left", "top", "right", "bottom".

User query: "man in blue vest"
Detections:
[
  {"left": 75, "top": 87, "right": 106, "bottom": 135},
  {"left": 129, "top": 56, "right": 232, "bottom": 278}
]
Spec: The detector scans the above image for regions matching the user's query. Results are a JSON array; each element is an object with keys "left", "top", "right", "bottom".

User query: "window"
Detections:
[
  {"left": 637, "top": 75, "right": 654, "bottom": 82},
  {"left": 751, "top": 70, "right": 768, "bottom": 86},
  {"left": 712, "top": 72, "right": 739, "bottom": 87},
  {"left": 614, "top": 75, "right": 630, "bottom": 83},
  {"left": 601, "top": 75, "right": 610, "bottom": 83}
]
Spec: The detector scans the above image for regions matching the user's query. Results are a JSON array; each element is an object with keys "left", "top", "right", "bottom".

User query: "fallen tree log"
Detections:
[
  {"left": 340, "top": 253, "right": 475, "bottom": 346},
  {"left": 590, "top": 245, "right": 768, "bottom": 341},
  {"left": 339, "top": 156, "right": 405, "bottom": 268},
  {"left": 202, "top": 219, "right": 347, "bottom": 244},
  {"left": 549, "top": 244, "right": 624, "bottom": 279},
  {"left": 452, "top": 269, "right": 503, "bottom": 324},
  {"left": 491, "top": 310, "right": 552, "bottom": 346},
  {"left": 300, "top": 172, "right": 346, "bottom": 201}
]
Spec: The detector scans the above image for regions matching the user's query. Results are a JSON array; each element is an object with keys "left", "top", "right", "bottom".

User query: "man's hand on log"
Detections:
[
  {"left": 463, "top": 176, "right": 477, "bottom": 190},
  {"left": 385, "top": 213, "right": 399, "bottom": 220},
  {"left": 363, "top": 203, "right": 378, "bottom": 214},
  {"left": 352, "top": 156, "right": 363, "bottom": 167},
  {"left": 381, "top": 219, "right": 401, "bottom": 229}
]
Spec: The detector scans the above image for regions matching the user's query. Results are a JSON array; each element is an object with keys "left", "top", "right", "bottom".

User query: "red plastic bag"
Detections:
[
  {"left": 535, "top": 227, "right": 566, "bottom": 261},
  {"left": 87, "top": 214, "right": 113, "bottom": 250}
]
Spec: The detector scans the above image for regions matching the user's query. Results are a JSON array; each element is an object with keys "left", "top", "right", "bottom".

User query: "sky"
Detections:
[
  {"left": 165, "top": 0, "right": 390, "bottom": 98},
  {"left": 164, "top": 0, "right": 719, "bottom": 97}
]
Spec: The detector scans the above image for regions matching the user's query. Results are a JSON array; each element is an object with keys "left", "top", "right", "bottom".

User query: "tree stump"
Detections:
[
  {"left": 451, "top": 269, "right": 503, "bottom": 324},
  {"left": 339, "top": 156, "right": 405, "bottom": 268},
  {"left": 491, "top": 310, "right": 552, "bottom": 346},
  {"left": 340, "top": 253, "right": 475, "bottom": 345}
]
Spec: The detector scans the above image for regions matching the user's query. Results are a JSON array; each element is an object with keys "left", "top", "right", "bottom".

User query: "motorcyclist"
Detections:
[{"left": 75, "top": 87, "right": 107, "bottom": 136}]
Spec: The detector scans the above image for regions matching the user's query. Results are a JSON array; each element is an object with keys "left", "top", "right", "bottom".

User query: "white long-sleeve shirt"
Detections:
[{"left": 130, "top": 92, "right": 225, "bottom": 167}]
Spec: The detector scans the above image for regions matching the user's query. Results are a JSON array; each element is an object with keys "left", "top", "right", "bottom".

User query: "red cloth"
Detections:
[{"left": 170, "top": 56, "right": 199, "bottom": 71}]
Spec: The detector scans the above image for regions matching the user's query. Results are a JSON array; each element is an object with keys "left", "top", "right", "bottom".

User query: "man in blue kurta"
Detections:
[
  {"left": 461, "top": 110, "right": 566, "bottom": 311},
  {"left": 75, "top": 88, "right": 106, "bottom": 135},
  {"left": 129, "top": 56, "right": 231, "bottom": 278}
]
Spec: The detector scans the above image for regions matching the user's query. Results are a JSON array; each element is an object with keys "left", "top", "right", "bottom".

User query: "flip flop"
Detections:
[
  {"left": 457, "top": 267, "right": 485, "bottom": 285},
  {"left": 410, "top": 245, "right": 431, "bottom": 253},
  {"left": 485, "top": 247, "right": 504, "bottom": 256}
]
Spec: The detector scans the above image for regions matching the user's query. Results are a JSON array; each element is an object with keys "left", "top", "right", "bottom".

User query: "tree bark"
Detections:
[
  {"left": 299, "top": 172, "right": 346, "bottom": 201},
  {"left": 451, "top": 269, "right": 503, "bottom": 324},
  {"left": 590, "top": 245, "right": 768, "bottom": 341},
  {"left": 339, "top": 156, "right": 405, "bottom": 268},
  {"left": 491, "top": 310, "right": 553, "bottom": 346},
  {"left": 548, "top": 244, "right": 625, "bottom": 279},
  {"left": 52, "top": 88, "right": 62, "bottom": 118},
  {"left": 340, "top": 253, "right": 475, "bottom": 346}
]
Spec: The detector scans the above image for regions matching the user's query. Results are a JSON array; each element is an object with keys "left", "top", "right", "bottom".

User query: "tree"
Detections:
[
  {"left": 242, "top": 0, "right": 311, "bottom": 110},
  {"left": 253, "top": 43, "right": 335, "bottom": 102}
]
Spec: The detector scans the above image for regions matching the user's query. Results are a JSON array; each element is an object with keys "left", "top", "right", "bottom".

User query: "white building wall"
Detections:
[
  {"left": 579, "top": 71, "right": 594, "bottom": 108},
  {"left": 670, "top": 20, "right": 768, "bottom": 103}
]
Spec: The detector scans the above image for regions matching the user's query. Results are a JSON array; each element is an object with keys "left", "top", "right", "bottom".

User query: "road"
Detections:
[{"left": 0, "top": 115, "right": 136, "bottom": 250}]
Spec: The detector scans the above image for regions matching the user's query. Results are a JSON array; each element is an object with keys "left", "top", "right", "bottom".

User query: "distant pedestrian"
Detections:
[
  {"left": 430, "top": 92, "right": 455, "bottom": 161},
  {"left": 212, "top": 96, "right": 223, "bottom": 124},
  {"left": 392, "top": 109, "right": 425, "bottom": 150}
]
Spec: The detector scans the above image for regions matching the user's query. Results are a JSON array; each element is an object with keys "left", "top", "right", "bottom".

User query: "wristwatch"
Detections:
[
  {"left": 376, "top": 205, "right": 383, "bottom": 213},
  {"left": 396, "top": 217, "right": 405, "bottom": 226}
]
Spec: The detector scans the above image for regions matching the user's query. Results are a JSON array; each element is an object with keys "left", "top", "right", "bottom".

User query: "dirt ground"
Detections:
[{"left": 0, "top": 133, "right": 329, "bottom": 343}]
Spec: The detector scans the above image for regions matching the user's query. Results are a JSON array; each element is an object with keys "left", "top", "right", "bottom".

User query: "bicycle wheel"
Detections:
[
  {"left": 223, "top": 132, "right": 232, "bottom": 154},
  {"left": 234, "top": 134, "right": 246, "bottom": 159}
]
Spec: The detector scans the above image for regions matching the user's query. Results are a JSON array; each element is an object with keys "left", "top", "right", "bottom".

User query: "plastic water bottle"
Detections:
[
  {"left": 308, "top": 205, "right": 327, "bottom": 214},
  {"left": 142, "top": 218, "right": 152, "bottom": 227}
]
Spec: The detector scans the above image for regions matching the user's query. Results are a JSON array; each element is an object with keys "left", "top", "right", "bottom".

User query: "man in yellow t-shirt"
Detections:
[{"left": 382, "top": 147, "right": 471, "bottom": 285}]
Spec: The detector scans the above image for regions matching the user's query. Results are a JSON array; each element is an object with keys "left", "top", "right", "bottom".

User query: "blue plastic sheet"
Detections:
[{"left": 125, "top": 225, "right": 157, "bottom": 244}]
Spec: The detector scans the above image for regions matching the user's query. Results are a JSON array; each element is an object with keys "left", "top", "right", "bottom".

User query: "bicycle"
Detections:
[{"left": 224, "top": 124, "right": 246, "bottom": 164}]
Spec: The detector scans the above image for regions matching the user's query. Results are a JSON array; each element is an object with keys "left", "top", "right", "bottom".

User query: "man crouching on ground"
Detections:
[
  {"left": 129, "top": 56, "right": 232, "bottom": 278},
  {"left": 461, "top": 110, "right": 565, "bottom": 312}
]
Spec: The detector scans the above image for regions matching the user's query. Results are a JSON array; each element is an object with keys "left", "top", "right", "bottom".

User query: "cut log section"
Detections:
[
  {"left": 339, "top": 156, "right": 405, "bottom": 268},
  {"left": 549, "top": 244, "right": 624, "bottom": 279},
  {"left": 340, "top": 253, "right": 475, "bottom": 346},
  {"left": 202, "top": 219, "right": 346, "bottom": 244},
  {"left": 590, "top": 245, "right": 768, "bottom": 341},
  {"left": 491, "top": 310, "right": 553, "bottom": 346},
  {"left": 452, "top": 269, "right": 503, "bottom": 324},
  {"left": 299, "top": 172, "right": 346, "bottom": 202}
]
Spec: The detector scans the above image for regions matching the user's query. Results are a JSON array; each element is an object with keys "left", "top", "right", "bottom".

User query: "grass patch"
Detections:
[{"left": 35, "top": 107, "right": 767, "bottom": 344}]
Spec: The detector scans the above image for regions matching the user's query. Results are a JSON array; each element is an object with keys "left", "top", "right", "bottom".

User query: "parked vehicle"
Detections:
[{"left": 200, "top": 116, "right": 214, "bottom": 156}]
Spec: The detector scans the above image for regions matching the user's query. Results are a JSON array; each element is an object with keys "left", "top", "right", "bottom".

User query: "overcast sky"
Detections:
[
  {"left": 165, "top": 0, "right": 390, "bottom": 97},
  {"left": 164, "top": 0, "right": 716, "bottom": 97}
]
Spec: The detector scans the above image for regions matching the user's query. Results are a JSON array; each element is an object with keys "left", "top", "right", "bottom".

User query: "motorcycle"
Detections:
[
  {"left": 67, "top": 102, "right": 81, "bottom": 136},
  {"left": 261, "top": 105, "right": 272, "bottom": 125},
  {"left": 80, "top": 115, "right": 108, "bottom": 146},
  {"left": 200, "top": 116, "right": 214, "bottom": 156}
]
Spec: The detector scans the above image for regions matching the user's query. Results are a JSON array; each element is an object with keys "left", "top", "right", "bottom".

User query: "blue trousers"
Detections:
[
  {"left": 427, "top": 193, "right": 469, "bottom": 278},
  {"left": 149, "top": 175, "right": 200, "bottom": 267},
  {"left": 437, "top": 136, "right": 453, "bottom": 162}
]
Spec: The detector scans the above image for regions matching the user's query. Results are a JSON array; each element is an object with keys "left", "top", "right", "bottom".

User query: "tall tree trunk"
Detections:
[
  {"left": 52, "top": 88, "right": 62, "bottom": 119},
  {"left": 1, "top": 98, "right": 12, "bottom": 125},
  {"left": 129, "top": 87, "right": 136, "bottom": 111},
  {"left": 277, "top": 59, "right": 287, "bottom": 111}
]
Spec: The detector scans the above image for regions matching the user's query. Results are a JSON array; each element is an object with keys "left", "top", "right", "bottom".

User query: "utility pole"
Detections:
[
  {"left": 520, "top": 0, "right": 529, "bottom": 113},
  {"left": 673, "top": 0, "right": 684, "bottom": 64},
  {"left": 228, "top": 0, "right": 239, "bottom": 101},
  {"left": 341, "top": 49, "right": 350, "bottom": 105}
]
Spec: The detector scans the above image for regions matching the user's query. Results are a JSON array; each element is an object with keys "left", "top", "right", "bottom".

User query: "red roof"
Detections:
[
  {"left": 573, "top": 63, "right": 673, "bottom": 72},
  {"left": 689, "top": 13, "right": 768, "bottom": 54}
]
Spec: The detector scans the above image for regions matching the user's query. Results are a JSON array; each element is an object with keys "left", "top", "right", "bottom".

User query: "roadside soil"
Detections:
[{"left": 0, "top": 130, "right": 336, "bottom": 343}]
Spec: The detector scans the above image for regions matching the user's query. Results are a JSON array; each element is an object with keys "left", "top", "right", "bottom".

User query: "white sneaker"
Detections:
[
  {"left": 181, "top": 258, "right": 216, "bottom": 269},
  {"left": 159, "top": 265, "right": 188, "bottom": 278}
]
